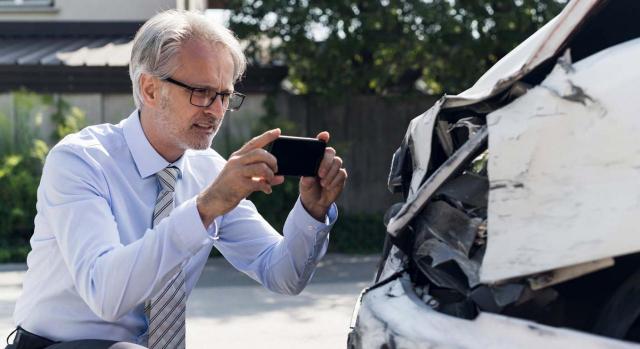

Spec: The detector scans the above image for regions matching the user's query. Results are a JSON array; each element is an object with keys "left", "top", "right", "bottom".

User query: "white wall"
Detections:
[{"left": 0, "top": 0, "right": 177, "bottom": 21}]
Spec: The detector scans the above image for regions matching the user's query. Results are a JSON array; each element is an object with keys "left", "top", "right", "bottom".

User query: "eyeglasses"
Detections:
[{"left": 162, "top": 77, "right": 246, "bottom": 111}]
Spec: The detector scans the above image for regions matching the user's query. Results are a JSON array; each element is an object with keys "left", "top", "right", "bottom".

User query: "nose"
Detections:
[{"left": 203, "top": 95, "right": 226, "bottom": 118}]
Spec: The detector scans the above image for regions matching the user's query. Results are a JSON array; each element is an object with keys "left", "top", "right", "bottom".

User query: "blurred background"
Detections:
[{"left": 0, "top": 0, "right": 566, "bottom": 261}]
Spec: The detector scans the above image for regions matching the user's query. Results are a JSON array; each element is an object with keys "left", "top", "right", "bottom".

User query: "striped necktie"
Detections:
[{"left": 146, "top": 166, "right": 186, "bottom": 349}]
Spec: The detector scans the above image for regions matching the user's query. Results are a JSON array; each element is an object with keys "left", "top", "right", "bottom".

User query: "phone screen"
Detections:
[{"left": 267, "top": 136, "right": 326, "bottom": 177}]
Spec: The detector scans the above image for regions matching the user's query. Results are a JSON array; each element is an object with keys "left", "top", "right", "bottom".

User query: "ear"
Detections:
[{"left": 140, "top": 74, "right": 161, "bottom": 108}]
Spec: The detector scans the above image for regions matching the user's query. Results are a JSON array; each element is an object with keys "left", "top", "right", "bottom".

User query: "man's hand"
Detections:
[
  {"left": 196, "top": 129, "right": 285, "bottom": 226},
  {"left": 299, "top": 131, "right": 348, "bottom": 221}
]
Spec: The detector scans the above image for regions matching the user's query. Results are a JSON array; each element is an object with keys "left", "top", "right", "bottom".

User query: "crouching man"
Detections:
[{"left": 7, "top": 9, "right": 346, "bottom": 349}]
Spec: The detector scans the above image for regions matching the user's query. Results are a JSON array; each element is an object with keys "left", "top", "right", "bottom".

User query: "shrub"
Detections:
[{"left": 0, "top": 91, "right": 85, "bottom": 262}]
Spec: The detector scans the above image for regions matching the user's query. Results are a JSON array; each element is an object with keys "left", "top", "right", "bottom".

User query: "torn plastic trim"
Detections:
[
  {"left": 406, "top": 100, "right": 442, "bottom": 201},
  {"left": 387, "top": 126, "right": 488, "bottom": 236}
]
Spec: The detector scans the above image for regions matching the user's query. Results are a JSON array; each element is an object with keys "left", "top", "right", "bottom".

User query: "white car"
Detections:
[{"left": 348, "top": 0, "right": 640, "bottom": 348}]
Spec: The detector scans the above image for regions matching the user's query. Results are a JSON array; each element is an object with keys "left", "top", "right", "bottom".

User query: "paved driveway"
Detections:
[{"left": 0, "top": 254, "right": 380, "bottom": 348}]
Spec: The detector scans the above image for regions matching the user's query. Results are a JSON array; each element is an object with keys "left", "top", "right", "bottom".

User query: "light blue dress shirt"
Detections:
[{"left": 13, "top": 110, "right": 336, "bottom": 344}]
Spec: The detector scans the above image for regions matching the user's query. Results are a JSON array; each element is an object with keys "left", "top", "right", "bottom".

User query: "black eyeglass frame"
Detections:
[{"left": 162, "top": 77, "right": 246, "bottom": 111}]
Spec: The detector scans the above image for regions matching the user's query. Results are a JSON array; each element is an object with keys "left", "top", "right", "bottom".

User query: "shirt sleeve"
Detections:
[
  {"left": 41, "top": 145, "right": 213, "bottom": 321},
  {"left": 213, "top": 196, "right": 336, "bottom": 295}
]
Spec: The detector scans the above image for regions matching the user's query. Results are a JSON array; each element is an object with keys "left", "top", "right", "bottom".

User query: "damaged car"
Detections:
[{"left": 348, "top": 0, "right": 640, "bottom": 347}]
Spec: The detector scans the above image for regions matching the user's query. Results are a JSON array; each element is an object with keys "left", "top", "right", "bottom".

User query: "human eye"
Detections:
[{"left": 191, "top": 88, "right": 209, "bottom": 96}]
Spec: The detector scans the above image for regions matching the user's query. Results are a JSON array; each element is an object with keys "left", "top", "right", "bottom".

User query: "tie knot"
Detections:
[{"left": 157, "top": 166, "right": 180, "bottom": 192}]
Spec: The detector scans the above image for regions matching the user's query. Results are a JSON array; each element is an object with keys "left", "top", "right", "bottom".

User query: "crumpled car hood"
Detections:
[
  {"left": 444, "top": 0, "right": 600, "bottom": 109},
  {"left": 482, "top": 38, "right": 640, "bottom": 282},
  {"left": 351, "top": 0, "right": 640, "bottom": 347}
]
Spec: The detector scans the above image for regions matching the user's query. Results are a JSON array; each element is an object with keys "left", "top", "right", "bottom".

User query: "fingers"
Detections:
[
  {"left": 271, "top": 175, "right": 285, "bottom": 186},
  {"left": 242, "top": 163, "right": 276, "bottom": 183},
  {"left": 318, "top": 147, "right": 336, "bottom": 178},
  {"left": 320, "top": 155, "right": 342, "bottom": 187},
  {"left": 237, "top": 128, "right": 281, "bottom": 155},
  {"left": 327, "top": 168, "right": 348, "bottom": 189},
  {"left": 248, "top": 176, "right": 274, "bottom": 194},
  {"left": 316, "top": 131, "right": 330, "bottom": 143},
  {"left": 249, "top": 174, "right": 285, "bottom": 194},
  {"left": 238, "top": 148, "right": 278, "bottom": 173}
]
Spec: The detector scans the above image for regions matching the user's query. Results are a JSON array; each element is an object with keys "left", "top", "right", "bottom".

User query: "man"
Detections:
[{"left": 8, "top": 10, "right": 346, "bottom": 349}]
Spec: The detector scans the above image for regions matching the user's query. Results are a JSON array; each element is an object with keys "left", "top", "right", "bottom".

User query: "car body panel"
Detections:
[
  {"left": 349, "top": 275, "right": 639, "bottom": 349},
  {"left": 350, "top": 0, "right": 640, "bottom": 347},
  {"left": 482, "top": 37, "right": 640, "bottom": 282}
]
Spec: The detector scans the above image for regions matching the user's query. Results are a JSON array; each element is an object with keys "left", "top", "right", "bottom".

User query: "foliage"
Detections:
[
  {"left": 248, "top": 93, "right": 301, "bottom": 231},
  {"left": 0, "top": 91, "right": 85, "bottom": 262},
  {"left": 47, "top": 95, "right": 87, "bottom": 143},
  {"left": 243, "top": 94, "right": 384, "bottom": 254},
  {"left": 229, "top": 0, "right": 566, "bottom": 96},
  {"left": 327, "top": 212, "right": 385, "bottom": 254}
]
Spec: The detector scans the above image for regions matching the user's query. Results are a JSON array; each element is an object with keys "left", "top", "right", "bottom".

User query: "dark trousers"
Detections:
[{"left": 6, "top": 328, "right": 146, "bottom": 349}]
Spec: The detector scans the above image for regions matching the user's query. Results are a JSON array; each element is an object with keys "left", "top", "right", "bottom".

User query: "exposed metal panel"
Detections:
[{"left": 482, "top": 37, "right": 640, "bottom": 283}]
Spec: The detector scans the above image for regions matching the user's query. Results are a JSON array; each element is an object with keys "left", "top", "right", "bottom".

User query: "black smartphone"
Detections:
[{"left": 267, "top": 136, "right": 326, "bottom": 177}]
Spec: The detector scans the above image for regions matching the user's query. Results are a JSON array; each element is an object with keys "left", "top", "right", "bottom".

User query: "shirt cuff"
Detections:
[
  {"left": 168, "top": 196, "right": 218, "bottom": 255},
  {"left": 292, "top": 196, "right": 338, "bottom": 236}
]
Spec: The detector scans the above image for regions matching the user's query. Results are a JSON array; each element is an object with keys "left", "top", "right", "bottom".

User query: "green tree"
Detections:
[{"left": 229, "top": 0, "right": 567, "bottom": 96}]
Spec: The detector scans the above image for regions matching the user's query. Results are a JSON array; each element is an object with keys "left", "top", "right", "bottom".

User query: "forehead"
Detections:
[{"left": 174, "top": 38, "right": 235, "bottom": 90}]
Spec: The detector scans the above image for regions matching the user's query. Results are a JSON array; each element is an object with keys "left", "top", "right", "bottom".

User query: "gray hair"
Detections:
[{"left": 129, "top": 10, "right": 247, "bottom": 109}]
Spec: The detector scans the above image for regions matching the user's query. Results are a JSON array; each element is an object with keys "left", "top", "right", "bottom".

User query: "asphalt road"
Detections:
[{"left": 0, "top": 254, "right": 380, "bottom": 348}]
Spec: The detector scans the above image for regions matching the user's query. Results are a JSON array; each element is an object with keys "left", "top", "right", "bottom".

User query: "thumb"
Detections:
[{"left": 316, "top": 131, "right": 330, "bottom": 143}]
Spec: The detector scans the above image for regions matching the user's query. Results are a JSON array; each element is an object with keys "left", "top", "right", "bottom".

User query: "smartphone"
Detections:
[{"left": 267, "top": 136, "right": 326, "bottom": 177}]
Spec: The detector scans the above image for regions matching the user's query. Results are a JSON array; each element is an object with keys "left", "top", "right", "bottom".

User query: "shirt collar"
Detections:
[{"left": 123, "top": 110, "right": 186, "bottom": 179}]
